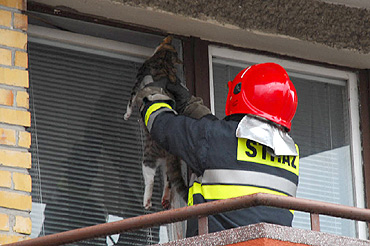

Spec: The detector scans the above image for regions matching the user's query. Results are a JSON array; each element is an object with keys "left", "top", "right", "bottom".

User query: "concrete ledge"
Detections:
[
  {"left": 30, "top": 0, "right": 370, "bottom": 68},
  {"left": 155, "top": 223, "right": 370, "bottom": 246}
]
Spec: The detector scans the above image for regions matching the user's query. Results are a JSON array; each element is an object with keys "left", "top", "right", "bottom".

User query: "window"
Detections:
[
  {"left": 28, "top": 24, "right": 184, "bottom": 245},
  {"left": 209, "top": 46, "right": 365, "bottom": 238}
]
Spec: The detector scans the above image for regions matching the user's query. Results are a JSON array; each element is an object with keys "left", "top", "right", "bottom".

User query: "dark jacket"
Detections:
[{"left": 143, "top": 102, "right": 299, "bottom": 237}]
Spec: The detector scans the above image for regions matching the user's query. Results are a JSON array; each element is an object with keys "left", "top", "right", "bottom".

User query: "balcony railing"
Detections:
[{"left": 5, "top": 193, "right": 370, "bottom": 246}]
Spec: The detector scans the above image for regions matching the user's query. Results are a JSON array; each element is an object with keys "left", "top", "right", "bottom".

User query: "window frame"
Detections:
[
  {"left": 27, "top": 24, "right": 188, "bottom": 243},
  {"left": 27, "top": 21, "right": 367, "bottom": 239},
  {"left": 28, "top": 25, "right": 154, "bottom": 62},
  {"left": 208, "top": 45, "right": 366, "bottom": 239}
]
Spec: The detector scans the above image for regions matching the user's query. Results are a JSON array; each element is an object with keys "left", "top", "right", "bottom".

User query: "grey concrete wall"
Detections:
[
  {"left": 30, "top": 0, "right": 370, "bottom": 68},
  {"left": 115, "top": 0, "right": 370, "bottom": 54}
]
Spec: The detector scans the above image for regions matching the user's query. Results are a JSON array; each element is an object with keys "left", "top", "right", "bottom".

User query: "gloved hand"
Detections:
[
  {"left": 166, "top": 79, "right": 191, "bottom": 113},
  {"left": 135, "top": 76, "right": 175, "bottom": 113},
  {"left": 181, "top": 96, "right": 212, "bottom": 119},
  {"left": 166, "top": 80, "right": 211, "bottom": 119}
]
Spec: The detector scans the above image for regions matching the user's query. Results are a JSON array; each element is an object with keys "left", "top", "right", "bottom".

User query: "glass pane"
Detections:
[
  {"left": 289, "top": 75, "right": 355, "bottom": 237},
  {"left": 212, "top": 59, "right": 355, "bottom": 237},
  {"left": 29, "top": 42, "right": 165, "bottom": 245}
]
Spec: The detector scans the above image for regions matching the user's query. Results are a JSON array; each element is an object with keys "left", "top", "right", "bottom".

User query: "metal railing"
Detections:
[{"left": 5, "top": 193, "right": 370, "bottom": 246}]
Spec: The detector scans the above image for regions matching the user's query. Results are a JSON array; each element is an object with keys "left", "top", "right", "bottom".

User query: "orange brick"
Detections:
[
  {"left": 0, "top": 191, "right": 31, "bottom": 211},
  {"left": 0, "top": 88, "right": 14, "bottom": 106},
  {"left": 0, "top": 234, "right": 28, "bottom": 244},
  {"left": 0, "top": 108, "right": 30, "bottom": 127},
  {"left": 18, "top": 131, "right": 30, "bottom": 148},
  {"left": 14, "top": 51, "right": 28, "bottom": 68},
  {"left": 16, "top": 90, "right": 28, "bottom": 108},
  {"left": 0, "top": 128, "right": 16, "bottom": 146},
  {"left": 0, "top": 170, "right": 11, "bottom": 188},
  {"left": 13, "top": 216, "right": 31, "bottom": 235},
  {"left": 0, "top": 149, "right": 31, "bottom": 168},
  {"left": 0, "top": 48, "right": 12, "bottom": 66},
  {"left": 0, "top": 0, "right": 26, "bottom": 10},
  {"left": 0, "top": 214, "right": 9, "bottom": 231},
  {"left": 13, "top": 172, "right": 31, "bottom": 192},
  {"left": 0, "top": 29, "right": 27, "bottom": 49},
  {"left": 0, "top": 10, "right": 11, "bottom": 27},
  {"left": 0, "top": 67, "right": 29, "bottom": 87},
  {"left": 14, "top": 13, "right": 27, "bottom": 31}
]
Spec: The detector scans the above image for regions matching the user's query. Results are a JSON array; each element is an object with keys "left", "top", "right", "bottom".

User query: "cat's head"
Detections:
[{"left": 152, "top": 36, "right": 182, "bottom": 65}]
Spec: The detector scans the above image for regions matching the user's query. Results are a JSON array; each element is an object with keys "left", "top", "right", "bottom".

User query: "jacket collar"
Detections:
[{"left": 236, "top": 115, "right": 298, "bottom": 156}]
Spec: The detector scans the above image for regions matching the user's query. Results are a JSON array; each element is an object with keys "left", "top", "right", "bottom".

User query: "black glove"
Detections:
[{"left": 166, "top": 79, "right": 191, "bottom": 113}]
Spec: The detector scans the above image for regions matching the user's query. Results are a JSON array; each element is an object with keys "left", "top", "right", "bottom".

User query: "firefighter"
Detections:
[{"left": 138, "top": 62, "right": 299, "bottom": 237}]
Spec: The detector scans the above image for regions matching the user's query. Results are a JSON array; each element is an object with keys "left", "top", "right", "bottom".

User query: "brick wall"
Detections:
[{"left": 0, "top": 0, "right": 32, "bottom": 244}]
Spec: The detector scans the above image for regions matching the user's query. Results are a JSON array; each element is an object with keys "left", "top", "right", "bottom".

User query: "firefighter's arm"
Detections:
[
  {"left": 141, "top": 100, "right": 177, "bottom": 132},
  {"left": 166, "top": 80, "right": 212, "bottom": 119},
  {"left": 140, "top": 100, "right": 209, "bottom": 175},
  {"left": 134, "top": 77, "right": 174, "bottom": 112}
]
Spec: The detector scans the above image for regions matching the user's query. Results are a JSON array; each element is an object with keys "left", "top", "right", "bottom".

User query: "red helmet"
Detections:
[{"left": 225, "top": 63, "right": 298, "bottom": 131}]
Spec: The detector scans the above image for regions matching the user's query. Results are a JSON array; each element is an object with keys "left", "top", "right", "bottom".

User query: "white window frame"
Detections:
[{"left": 208, "top": 45, "right": 366, "bottom": 239}]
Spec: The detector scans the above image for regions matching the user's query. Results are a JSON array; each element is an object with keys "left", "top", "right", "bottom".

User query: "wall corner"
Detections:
[{"left": 0, "top": 0, "right": 31, "bottom": 244}]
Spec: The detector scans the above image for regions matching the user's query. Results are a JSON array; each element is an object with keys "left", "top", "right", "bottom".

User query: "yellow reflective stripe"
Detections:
[
  {"left": 188, "top": 186, "right": 193, "bottom": 206},
  {"left": 144, "top": 103, "right": 172, "bottom": 126},
  {"left": 237, "top": 138, "right": 299, "bottom": 176},
  {"left": 188, "top": 187, "right": 193, "bottom": 206},
  {"left": 188, "top": 182, "right": 202, "bottom": 206},
  {"left": 202, "top": 185, "right": 294, "bottom": 214},
  {"left": 189, "top": 183, "right": 294, "bottom": 214},
  {"left": 202, "top": 184, "right": 287, "bottom": 200}
]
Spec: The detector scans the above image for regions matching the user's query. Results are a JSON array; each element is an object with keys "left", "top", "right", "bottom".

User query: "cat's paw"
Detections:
[
  {"left": 123, "top": 112, "right": 131, "bottom": 121},
  {"left": 162, "top": 199, "right": 170, "bottom": 210},
  {"left": 144, "top": 199, "right": 152, "bottom": 210},
  {"left": 161, "top": 186, "right": 171, "bottom": 209}
]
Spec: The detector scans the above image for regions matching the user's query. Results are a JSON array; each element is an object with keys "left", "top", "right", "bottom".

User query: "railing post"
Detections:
[
  {"left": 310, "top": 213, "right": 320, "bottom": 231},
  {"left": 198, "top": 216, "right": 209, "bottom": 235}
]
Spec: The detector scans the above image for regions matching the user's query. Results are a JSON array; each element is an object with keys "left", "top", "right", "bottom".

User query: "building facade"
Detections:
[
  {"left": 0, "top": 0, "right": 369, "bottom": 244},
  {"left": 0, "top": 0, "right": 32, "bottom": 244}
]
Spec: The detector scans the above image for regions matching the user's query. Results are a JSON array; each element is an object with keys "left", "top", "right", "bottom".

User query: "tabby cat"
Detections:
[{"left": 124, "top": 36, "right": 188, "bottom": 210}]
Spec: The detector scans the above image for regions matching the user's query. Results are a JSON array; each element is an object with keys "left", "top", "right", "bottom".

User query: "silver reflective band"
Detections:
[
  {"left": 236, "top": 115, "right": 298, "bottom": 156},
  {"left": 147, "top": 107, "right": 176, "bottom": 132},
  {"left": 202, "top": 169, "right": 297, "bottom": 197}
]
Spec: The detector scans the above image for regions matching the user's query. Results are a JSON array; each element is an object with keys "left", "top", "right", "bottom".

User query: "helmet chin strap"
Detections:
[{"left": 236, "top": 115, "right": 298, "bottom": 156}]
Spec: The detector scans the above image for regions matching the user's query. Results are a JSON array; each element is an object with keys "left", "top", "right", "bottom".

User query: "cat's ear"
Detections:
[
  {"left": 162, "top": 35, "right": 173, "bottom": 45},
  {"left": 153, "top": 36, "right": 176, "bottom": 53}
]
